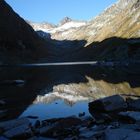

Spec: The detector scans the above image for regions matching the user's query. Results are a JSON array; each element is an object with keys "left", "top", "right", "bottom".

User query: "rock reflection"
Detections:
[{"left": 34, "top": 92, "right": 90, "bottom": 106}]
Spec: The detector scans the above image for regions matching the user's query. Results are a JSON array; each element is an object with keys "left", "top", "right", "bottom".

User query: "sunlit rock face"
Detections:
[
  {"left": 30, "top": 0, "right": 140, "bottom": 43},
  {"left": 29, "top": 0, "right": 140, "bottom": 61},
  {"left": 63, "top": 0, "right": 140, "bottom": 44}
]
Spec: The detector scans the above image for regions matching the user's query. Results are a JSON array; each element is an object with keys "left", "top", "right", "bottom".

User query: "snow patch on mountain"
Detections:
[
  {"left": 53, "top": 21, "right": 86, "bottom": 33},
  {"left": 30, "top": 20, "right": 87, "bottom": 39}
]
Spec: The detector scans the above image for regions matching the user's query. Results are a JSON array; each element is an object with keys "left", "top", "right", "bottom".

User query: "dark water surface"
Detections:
[{"left": 0, "top": 65, "right": 140, "bottom": 121}]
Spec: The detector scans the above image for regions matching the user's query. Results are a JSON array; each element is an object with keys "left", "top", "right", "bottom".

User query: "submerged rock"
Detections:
[
  {"left": 78, "top": 112, "right": 85, "bottom": 117},
  {"left": 26, "top": 116, "right": 39, "bottom": 119},
  {"left": 0, "top": 80, "right": 25, "bottom": 87}
]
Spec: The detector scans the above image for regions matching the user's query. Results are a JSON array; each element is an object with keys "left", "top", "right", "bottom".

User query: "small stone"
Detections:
[
  {"left": 34, "top": 120, "right": 41, "bottom": 128},
  {"left": 78, "top": 112, "right": 85, "bottom": 117}
]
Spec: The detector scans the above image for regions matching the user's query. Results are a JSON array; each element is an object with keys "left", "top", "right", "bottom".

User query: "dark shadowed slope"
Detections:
[{"left": 0, "top": 0, "right": 48, "bottom": 64}]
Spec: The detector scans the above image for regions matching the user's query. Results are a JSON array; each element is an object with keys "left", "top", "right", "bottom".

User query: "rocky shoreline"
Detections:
[{"left": 1, "top": 94, "right": 140, "bottom": 139}]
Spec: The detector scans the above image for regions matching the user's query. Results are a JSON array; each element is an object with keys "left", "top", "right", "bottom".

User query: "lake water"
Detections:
[{"left": 0, "top": 65, "right": 140, "bottom": 121}]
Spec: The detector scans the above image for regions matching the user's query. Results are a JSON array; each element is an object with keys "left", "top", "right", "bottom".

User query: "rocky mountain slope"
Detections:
[
  {"left": 30, "top": 0, "right": 140, "bottom": 61},
  {"left": 0, "top": 0, "right": 48, "bottom": 64},
  {"left": 30, "top": 0, "right": 140, "bottom": 42},
  {"left": 3, "top": 0, "right": 139, "bottom": 62},
  {"left": 72, "top": 0, "right": 140, "bottom": 44}
]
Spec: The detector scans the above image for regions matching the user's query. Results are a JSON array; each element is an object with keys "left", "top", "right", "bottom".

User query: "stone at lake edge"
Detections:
[
  {"left": 0, "top": 136, "right": 9, "bottom": 140},
  {"left": 4, "top": 124, "right": 31, "bottom": 138},
  {"left": 118, "top": 111, "right": 140, "bottom": 123},
  {"left": 28, "top": 136, "right": 55, "bottom": 140},
  {"left": 0, "top": 80, "right": 25, "bottom": 87},
  {"left": 104, "top": 128, "right": 140, "bottom": 140},
  {"left": 0, "top": 100, "right": 6, "bottom": 106},
  {"left": 89, "top": 95, "right": 127, "bottom": 113},
  {"left": 0, "top": 110, "right": 7, "bottom": 119},
  {"left": 127, "top": 99, "right": 140, "bottom": 111},
  {"left": 0, "top": 117, "right": 30, "bottom": 131}
]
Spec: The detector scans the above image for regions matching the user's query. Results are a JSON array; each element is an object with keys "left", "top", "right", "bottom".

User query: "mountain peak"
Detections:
[{"left": 59, "top": 17, "right": 72, "bottom": 25}]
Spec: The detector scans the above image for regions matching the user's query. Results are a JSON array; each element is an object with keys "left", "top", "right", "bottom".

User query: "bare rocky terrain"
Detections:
[
  {"left": 30, "top": 0, "right": 140, "bottom": 42},
  {"left": 30, "top": 0, "right": 140, "bottom": 61}
]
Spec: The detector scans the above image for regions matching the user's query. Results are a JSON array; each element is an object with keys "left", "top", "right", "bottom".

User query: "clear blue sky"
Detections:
[{"left": 5, "top": 0, "right": 117, "bottom": 24}]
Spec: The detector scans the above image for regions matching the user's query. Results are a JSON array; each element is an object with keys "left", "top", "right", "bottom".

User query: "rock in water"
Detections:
[{"left": 89, "top": 95, "right": 127, "bottom": 113}]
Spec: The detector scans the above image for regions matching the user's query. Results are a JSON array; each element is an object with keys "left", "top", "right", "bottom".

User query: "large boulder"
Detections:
[{"left": 89, "top": 95, "right": 127, "bottom": 113}]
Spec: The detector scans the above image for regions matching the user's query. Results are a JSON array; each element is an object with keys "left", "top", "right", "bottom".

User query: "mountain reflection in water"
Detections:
[{"left": 0, "top": 65, "right": 140, "bottom": 121}]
